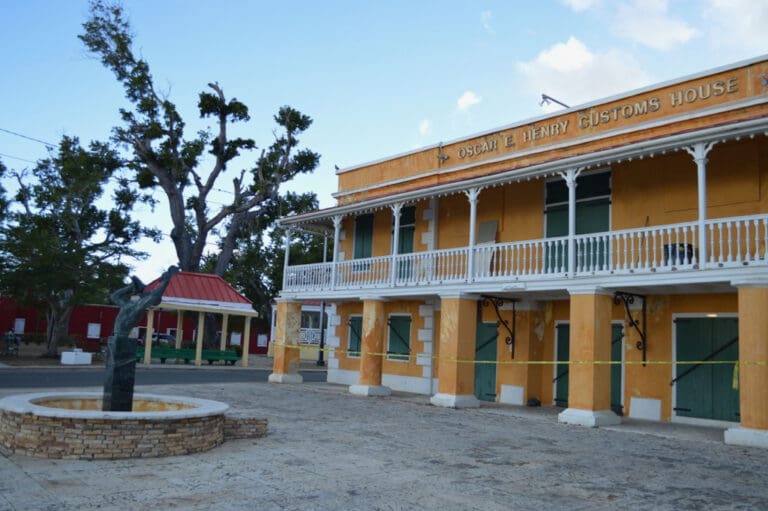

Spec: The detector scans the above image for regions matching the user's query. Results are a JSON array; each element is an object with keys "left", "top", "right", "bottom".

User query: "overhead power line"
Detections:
[
  {"left": 0, "top": 152, "right": 37, "bottom": 164},
  {"left": 0, "top": 128, "right": 56, "bottom": 148}
]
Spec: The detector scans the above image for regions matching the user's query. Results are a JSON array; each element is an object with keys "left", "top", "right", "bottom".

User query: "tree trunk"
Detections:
[{"left": 45, "top": 301, "right": 74, "bottom": 358}]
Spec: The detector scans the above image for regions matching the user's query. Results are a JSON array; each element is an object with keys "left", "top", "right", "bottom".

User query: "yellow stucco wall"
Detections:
[{"left": 337, "top": 60, "right": 768, "bottom": 204}]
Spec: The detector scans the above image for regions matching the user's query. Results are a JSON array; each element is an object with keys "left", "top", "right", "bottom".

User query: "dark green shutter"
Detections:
[
  {"left": 348, "top": 316, "right": 362, "bottom": 356},
  {"left": 675, "top": 318, "right": 739, "bottom": 422},
  {"left": 554, "top": 324, "right": 570, "bottom": 407},
  {"left": 474, "top": 322, "right": 498, "bottom": 402},
  {"left": 388, "top": 316, "right": 411, "bottom": 360},
  {"left": 610, "top": 324, "right": 623, "bottom": 415},
  {"left": 354, "top": 214, "right": 373, "bottom": 259}
]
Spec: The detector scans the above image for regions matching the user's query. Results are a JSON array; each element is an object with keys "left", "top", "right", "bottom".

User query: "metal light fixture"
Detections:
[{"left": 540, "top": 94, "right": 570, "bottom": 109}]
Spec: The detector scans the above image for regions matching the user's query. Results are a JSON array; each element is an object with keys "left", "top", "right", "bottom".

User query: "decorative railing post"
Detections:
[
  {"left": 685, "top": 142, "right": 715, "bottom": 266},
  {"left": 390, "top": 203, "right": 403, "bottom": 286},
  {"left": 558, "top": 168, "right": 582, "bottom": 276},
  {"left": 331, "top": 215, "right": 342, "bottom": 290},
  {"left": 465, "top": 187, "right": 482, "bottom": 281}
]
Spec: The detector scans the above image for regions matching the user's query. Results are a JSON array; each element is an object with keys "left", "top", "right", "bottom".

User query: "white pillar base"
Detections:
[
  {"left": 558, "top": 408, "right": 621, "bottom": 427},
  {"left": 349, "top": 384, "right": 391, "bottom": 397},
  {"left": 430, "top": 393, "right": 480, "bottom": 409},
  {"left": 725, "top": 426, "right": 768, "bottom": 448},
  {"left": 268, "top": 373, "right": 303, "bottom": 384}
]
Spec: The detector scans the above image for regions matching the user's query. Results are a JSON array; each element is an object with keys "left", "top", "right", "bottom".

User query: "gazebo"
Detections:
[{"left": 140, "top": 272, "right": 259, "bottom": 367}]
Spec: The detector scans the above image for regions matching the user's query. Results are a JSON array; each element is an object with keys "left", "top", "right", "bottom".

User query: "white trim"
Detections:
[
  {"left": 327, "top": 368, "right": 358, "bottom": 386},
  {"left": 671, "top": 313, "right": 739, "bottom": 425},
  {"left": 499, "top": 385, "right": 525, "bottom": 406},
  {"left": 382, "top": 373, "right": 433, "bottom": 395},
  {"left": 725, "top": 427, "right": 768, "bottom": 448},
  {"left": 558, "top": 408, "right": 621, "bottom": 427},
  {"left": 159, "top": 297, "right": 255, "bottom": 314},
  {"left": 349, "top": 384, "right": 391, "bottom": 397},
  {"left": 268, "top": 373, "right": 303, "bottom": 384},
  {"left": 430, "top": 393, "right": 480, "bottom": 408},
  {"left": 628, "top": 397, "right": 662, "bottom": 421}
]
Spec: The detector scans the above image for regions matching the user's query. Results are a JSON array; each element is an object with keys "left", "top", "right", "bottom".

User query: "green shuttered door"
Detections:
[
  {"left": 474, "top": 322, "right": 498, "bottom": 402},
  {"left": 675, "top": 318, "right": 739, "bottom": 422}
]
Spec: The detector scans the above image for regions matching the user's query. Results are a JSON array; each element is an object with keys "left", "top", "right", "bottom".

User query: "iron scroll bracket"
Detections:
[
  {"left": 480, "top": 295, "right": 517, "bottom": 359},
  {"left": 613, "top": 291, "right": 647, "bottom": 366}
]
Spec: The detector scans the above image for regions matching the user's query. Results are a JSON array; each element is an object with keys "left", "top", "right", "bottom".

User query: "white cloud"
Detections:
[
  {"left": 457, "top": 91, "right": 482, "bottom": 111},
  {"left": 704, "top": 0, "right": 768, "bottom": 54},
  {"left": 481, "top": 10, "right": 495, "bottom": 35},
  {"left": 614, "top": 0, "right": 698, "bottom": 50},
  {"left": 517, "top": 37, "right": 653, "bottom": 108},
  {"left": 561, "top": 0, "right": 600, "bottom": 11},
  {"left": 418, "top": 119, "right": 432, "bottom": 136}
]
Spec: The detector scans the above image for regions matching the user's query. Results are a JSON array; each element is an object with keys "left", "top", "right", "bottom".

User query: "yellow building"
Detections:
[{"left": 271, "top": 56, "right": 768, "bottom": 448}]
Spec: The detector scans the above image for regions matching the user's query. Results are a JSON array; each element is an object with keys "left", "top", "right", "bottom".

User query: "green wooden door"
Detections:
[
  {"left": 554, "top": 324, "right": 569, "bottom": 407},
  {"left": 387, "top": 315, "right": 411, "bottom": 361},
  {"left": 675, "top": 318, "right": 739, "bottom": 422},
  {"left": 610, "top": 324, "right": 624, "bottom": 416},
  {"left": 474, "top": 322, "right": 498, "bottom": 402}
]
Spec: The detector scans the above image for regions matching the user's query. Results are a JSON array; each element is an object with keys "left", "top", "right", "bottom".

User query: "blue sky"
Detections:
[{"left": 1, "top": 0, "right": 766, "bottom": 280}]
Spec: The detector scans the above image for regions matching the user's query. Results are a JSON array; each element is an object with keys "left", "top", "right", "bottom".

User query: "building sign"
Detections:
[{"left": 455, "top": 75, "right": 741, "bottom": 160}]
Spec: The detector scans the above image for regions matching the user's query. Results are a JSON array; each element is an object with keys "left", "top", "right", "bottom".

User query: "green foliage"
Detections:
[
  {"left": 0, "top": 136, "right": 154, "bottom": 355},
  {"left": 80, "top": 1, "right": 320, "bottom": 275}
]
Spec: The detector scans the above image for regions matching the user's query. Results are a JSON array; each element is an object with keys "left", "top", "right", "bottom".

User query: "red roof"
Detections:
[{"left": 145, "top": 271, "right": 252, "bottom": 306}]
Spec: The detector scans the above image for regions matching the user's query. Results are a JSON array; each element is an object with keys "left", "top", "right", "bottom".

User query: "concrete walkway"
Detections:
[{"left": 1, "top": 380, "right": 766, "bottom": 510}]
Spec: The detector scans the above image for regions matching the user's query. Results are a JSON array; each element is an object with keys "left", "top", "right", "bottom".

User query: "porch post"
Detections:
[
  {"left": 241, "top": 315, "right": 252, "bottom": 367},
  {"left": 142, "top": 309, "right": 155, "bottom": 365},
  {"left": 465, "top": 188, "right": 482, "bottom": 281},
  {"left": 269, "top": 299, "right": 303, "bottom": 383},
  {"left": 559, "top": 168, "right": 582, "bottom": 276},
  {"left": 684, "top": 142, "right": 715, "bottom": 266},
  {"left": 558, "top": 286, "right": 620, "bottom": 427},
  {"left": 350, "top": 298, "right": 391, "bottom": 396},
  {"left": 220, "top": 313, "right": 229, "bottom": 350},
  {"left": 282, "top": 228, "right": 292, "bottom": 289},
  {"left": 331, "top": 215, "right": 342, "bottom": 290},
  {"left": 174, "top": 311, "right": 183, "bottom": 349},
  {"left": 431, "top": 293, "right": 480, "bottom": 408},
  {"left": 390, "top": 203, "right": 403, "bottom": 285},
  {"left": 194, "top": 312, "right": 204, "bottom": 366},
  {"left": 726, "top": 280, "right": 768, "bottom": 448}
]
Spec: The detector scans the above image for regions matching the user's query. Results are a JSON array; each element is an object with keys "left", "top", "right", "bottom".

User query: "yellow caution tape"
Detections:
[{"left": 270, "top": 342, "right": 767, "bottom": 366}]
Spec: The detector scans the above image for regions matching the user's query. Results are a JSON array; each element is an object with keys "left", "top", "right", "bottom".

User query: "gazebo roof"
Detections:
[{"left": 145, "top": 271, "right": 257, "bottom": 316}]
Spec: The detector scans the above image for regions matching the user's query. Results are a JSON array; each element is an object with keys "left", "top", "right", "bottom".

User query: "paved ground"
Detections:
[{"left": 1, "top": 376, "right": 767, "bottom": 511}]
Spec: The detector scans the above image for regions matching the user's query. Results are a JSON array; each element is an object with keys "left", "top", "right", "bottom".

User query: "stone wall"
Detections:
[
  {"left": 0, "top": 410, "right": 226, "bottom": 460},
  {"left": 223, "top": 416, "right": 269, "bottom": 440}
]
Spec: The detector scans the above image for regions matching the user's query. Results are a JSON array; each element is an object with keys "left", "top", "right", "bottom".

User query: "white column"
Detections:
[
  {"left": 331, "top": 215, "right": 342, "bottom": 290},
  {"left": 390, "top": 202, "right": 403, "bottom": 285},
  {"left": 684, "top": 142, "right": 715, "bottom": 266},
  {"left": 241, "top": 316, "right": 252, "bottom": 367},
  {"left": 558, "top": 168, "right": 582, "bottom": 276},
  {"left": 465, "top": 188, "right": 482, "bottom": 281},
  {"left": 220, "top": 313, "right": 229, "bottom": 350}
]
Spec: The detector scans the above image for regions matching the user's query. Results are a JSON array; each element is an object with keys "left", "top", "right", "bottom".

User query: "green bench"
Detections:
[{"left": 135, "top": 346, "right": 240, "bottom": 365}]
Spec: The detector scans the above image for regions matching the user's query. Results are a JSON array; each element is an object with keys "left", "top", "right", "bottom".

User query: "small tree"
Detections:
[
  {"left": 0, "top": 137, "right": 155, "bottom": 357},
  {"left": 80, "top": 1, "right": 320, "bottom": 277},
  {"left": 206, "top": 192, "right": 325, "bottom": 323}
]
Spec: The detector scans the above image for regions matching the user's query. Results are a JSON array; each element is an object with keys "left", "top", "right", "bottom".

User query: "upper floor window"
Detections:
[
  {"left": 353, "top": 214, "right": 374, "bottom": 259},
  {"left": 545, "top": 170, "right": 611, "bottom": 237},
  {"left": 393, "top": 206, "right": 416, "bottom": 254}
]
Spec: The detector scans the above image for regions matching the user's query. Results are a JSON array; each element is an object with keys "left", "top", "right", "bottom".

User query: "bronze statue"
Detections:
[{"left": 103, "top": 266, "right": 179, "bottom": 411}]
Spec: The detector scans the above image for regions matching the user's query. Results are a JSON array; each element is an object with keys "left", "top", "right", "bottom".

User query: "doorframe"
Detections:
[{"left": 671, "top": 312, "right": 739, "bottom": 428}]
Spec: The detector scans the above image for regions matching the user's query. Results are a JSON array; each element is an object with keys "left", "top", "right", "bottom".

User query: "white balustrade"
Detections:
[{"left": 281, "top": 214, "right": 768, "bottom": 292}]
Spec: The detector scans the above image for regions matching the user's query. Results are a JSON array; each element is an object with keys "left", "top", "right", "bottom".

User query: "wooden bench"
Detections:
[{"left": 135, "top": 346, "right": 239, "bottom": 365}]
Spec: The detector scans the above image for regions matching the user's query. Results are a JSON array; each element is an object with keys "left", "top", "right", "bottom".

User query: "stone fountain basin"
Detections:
[{"left": 0, "top": 392, "right": 230, "bottom": 459}]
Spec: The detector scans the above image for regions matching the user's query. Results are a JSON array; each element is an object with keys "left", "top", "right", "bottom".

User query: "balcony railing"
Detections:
[{"left": 283, "top": 214, "right": 768, "bottom": 292}]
